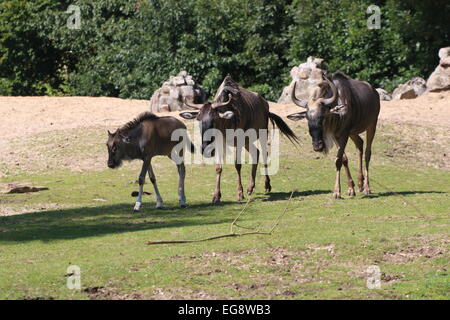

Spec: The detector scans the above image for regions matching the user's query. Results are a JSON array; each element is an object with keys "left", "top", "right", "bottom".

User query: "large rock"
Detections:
[
  {"left": 376, "top": 88, "right": 392, "bottom": 101},
  {"left": 426, "top": 47, "right": 450, "bottom": 92},
  {"left": 149, "top": 71, "right": 206, "bottom": 112},
  {"left": 278, "top": 56, "right": 326, "bottom": 104},
  {"left": 392, "top": 77, "right": 427, "bottom": 100}
]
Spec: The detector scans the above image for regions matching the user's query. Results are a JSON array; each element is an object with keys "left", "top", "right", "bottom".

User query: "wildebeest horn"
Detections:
[
  {"left": 291, "top": 81, "right": 307, "bottom": 109},
  {"left": 212, "top": 94, "right": 232, "bottom": 109},
  {"left": 322, "top": 74, "right": 338, "bottom": 106},
  {"left": 184, "top": 98, "right": 203, "bottom": 110}
]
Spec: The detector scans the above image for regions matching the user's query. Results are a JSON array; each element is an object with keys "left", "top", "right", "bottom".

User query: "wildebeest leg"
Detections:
[
  {"left": 235, "top": 147, "right": 244, "bottom": 201},
  {"left": 342, "top": 153, "right": 356, "bottom": 196},
  {"left": 177, "top": 163, "right": 187, "bottom": 208},
  {"left": 134, "top": 160, "right": 150, "bottom": 212},
  {"left": 333, "top": 134, "right": 349, "bottom": 199},
  {"left": 245, "top": 145, "right": 259, "bottom": 195},
  {"left": 148, "top": 162, "right": 163, "bottom": 209},
  {"left": 363, "top": 125, "right": 377, "bottom": 194},
  {"left": 350, "top": 134, "right": 364, "bottom": 192},
  {"left": 260, "top": 141, "right": 271, "bottom": 192},
  {"left": 212, "top": 164, "right": 222, "bottom": 203}
]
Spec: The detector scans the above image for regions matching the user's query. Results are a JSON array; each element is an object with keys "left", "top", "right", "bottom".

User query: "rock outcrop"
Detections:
[
  {"left": 392, "top": 77, "right": 427, "bottom": 100},
  {"left": 149, "top": 71, "right": 206, "bottom": 112},
  {"left": 376, "top": 88, "right": 392, "bottom": 101},
  {"left": 278, "top": 56, "right": 326, "bottom": 104},
  {"left": 426, "top": 47, "right": 450, "bottom": 92}
]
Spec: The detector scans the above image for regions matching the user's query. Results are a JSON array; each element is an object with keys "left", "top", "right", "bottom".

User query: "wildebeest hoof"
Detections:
[
  {"left": 265, "top": 185, "right": 272, "bottom": 193},
  {"left": 363, "top": 189, "right": 372, "bottom": 195},
  {"left": 333, "top": 192, "right": 342, "bottom": 199},
  {"left": 180, "top": 203, "right": 187, "bottom": 208},
  {"left": 156, "top": 203, "right": 164, "bottom": 209},
  {"left": 133, "top": 202, "right": 141, "bottom": 212},
  {"left": 212, "top": 197, "right": 221, "bottom": 204},
  {"left": 237, "top": 192, "right": 244, "bottom": 201},
  {"left": 348, "top": 188, "right": 356, "bottom": 196},
  {"left": 247, "top": 188, "right": 254, "bottom": 195}
]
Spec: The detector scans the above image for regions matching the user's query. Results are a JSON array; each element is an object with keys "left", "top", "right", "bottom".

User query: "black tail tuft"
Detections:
[
  {"left": 268, "top": 112, "right": 300, "bottom": 145},
  {"left": 189, "top": 140, "right": 196, "bottom": 153}
]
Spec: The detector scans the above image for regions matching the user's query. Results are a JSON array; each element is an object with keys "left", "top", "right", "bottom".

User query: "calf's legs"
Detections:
[
  {"left": 148, "top": 162, "right": 164, "bottom": 209},
  {"left": 134, "top": 160, "right": 150, "bottom": 212}
]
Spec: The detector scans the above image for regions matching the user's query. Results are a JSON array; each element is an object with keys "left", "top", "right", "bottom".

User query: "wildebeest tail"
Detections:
[
  {"left": 268, "top": 112, "right": 300, "bottom": 145},
  {"left": 187, "top": 138, "right": 195, "bottom": 153}
]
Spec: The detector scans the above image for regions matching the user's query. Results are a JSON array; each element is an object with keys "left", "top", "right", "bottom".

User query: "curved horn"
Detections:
[
  {"left": 212, "top": 93, "right": 232, "bottom": 109},
  {"left": 291, "top": 81, "right": 308, "bottom": 109},
  {"left": 322, "top": 74, "right": 338, "bottom": 106},
  {"left": 183, "top": 97, "right": 203, "bottom": 110}
]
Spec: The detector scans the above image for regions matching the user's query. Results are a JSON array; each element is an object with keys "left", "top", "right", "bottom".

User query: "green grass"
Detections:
[{"left": 0, "top": 123, "right": 449, "bottom": 300}]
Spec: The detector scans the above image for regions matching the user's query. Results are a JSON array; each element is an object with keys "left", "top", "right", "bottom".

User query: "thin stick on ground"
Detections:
[{"left": 146, "top": 189, "right": 295, "bottom": 246}]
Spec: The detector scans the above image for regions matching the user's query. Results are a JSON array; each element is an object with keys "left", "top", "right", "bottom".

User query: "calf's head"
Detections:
[
  {"left": 287, "top": 75, "right": 338, "bottom": 152},
  {"left": 106, "top": 130, "right": 130, "bottom": 168},
  {"left": 179, "top": 94, "right": 234, "bottom": 157}
]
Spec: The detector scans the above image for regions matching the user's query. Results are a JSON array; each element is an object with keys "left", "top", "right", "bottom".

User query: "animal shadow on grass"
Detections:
[
  {"left": 361, "top": 190, "right": 446, "bottom": 199},
  {"left": 261, "top": 190, "right": 331, "bottom": 201},
  {"left": 0, "top": 202, "right": 234, "bottom": 243}
]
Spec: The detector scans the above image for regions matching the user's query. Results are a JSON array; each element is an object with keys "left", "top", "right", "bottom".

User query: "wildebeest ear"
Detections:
[
  {"left": 179, "top": 112, "right": 199, "bottom": 120},
  {"left": 287, "top": 112, "right": 307, "bottom": 121},
  {"left": 329, "top": 104, "right": 347, "bottom": 116},
  {"left": 218, "top": 111, "right": 234, "bottom": 119},
  {"left": 107, "top": 130, "right": 113, "bottom": 136}
]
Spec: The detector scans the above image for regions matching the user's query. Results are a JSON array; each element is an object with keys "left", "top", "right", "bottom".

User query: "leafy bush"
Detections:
[{"left": 1, "top": 0, "right": 449, "bottom": 98}]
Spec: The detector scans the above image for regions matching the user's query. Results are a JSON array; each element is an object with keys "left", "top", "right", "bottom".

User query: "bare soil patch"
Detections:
[
  {"left": 0, "top": 91, "right": 449, "bottom": 176},
  {"left": 382, "top": 246, "right": 445, "bottom": 264}
]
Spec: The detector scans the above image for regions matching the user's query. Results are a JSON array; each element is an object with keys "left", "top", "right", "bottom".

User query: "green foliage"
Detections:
[
  {"left": 0, "top": 0, "right": 67, "bottom": 95},
  {"left": 0, "top": 0, "right": 449, "bottom": 97}
]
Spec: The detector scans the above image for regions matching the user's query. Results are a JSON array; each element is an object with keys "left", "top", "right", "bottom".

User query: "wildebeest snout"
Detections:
[{"left": 313, "top": 141, "right": 324, "bottom": 152}]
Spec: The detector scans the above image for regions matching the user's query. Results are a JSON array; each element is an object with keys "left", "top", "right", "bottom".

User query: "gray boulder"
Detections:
[
  {"left": 278, "top": 56, "right": 326, "bottom": 104},
  {"left": 392, "top": 77, "right": 427, "bottom": 100},
  {"left": 149, "top": 71, "right": 206, "bottom": 112},
  {"left": 426, "top": 47, "right": 450, "bottom": 92},
  {"left": 376, "top": 88, "right": 392, "bottom": 101}
]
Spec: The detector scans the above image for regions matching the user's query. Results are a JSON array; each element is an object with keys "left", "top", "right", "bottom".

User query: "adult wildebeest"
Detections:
[
  {"left": 107, "top": 112, "right": 193, "bottom": 211},
  {"left": 179, "top": 76, "right": 299, "bottom": 203},
  {"left": 287, "top": 71, "right": 380, "bottom": 198}
]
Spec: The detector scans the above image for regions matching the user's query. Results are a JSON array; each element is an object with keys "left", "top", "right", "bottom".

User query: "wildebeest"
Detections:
[
  {"left": 287, "top": 71, "right": 380, "bottom": 198},
  {"left": 107, "top": 112, "right": 193, "bottom": 211},
  {"left": 179, "top": 76, "right": 299, "bottom": 203}
]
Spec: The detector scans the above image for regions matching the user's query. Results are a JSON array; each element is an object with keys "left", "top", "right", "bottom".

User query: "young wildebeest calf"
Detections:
[
  {"left": 107, "top": 112, "right": 192, "bottom": 211},
  {"left": 287, "top": 71, "right": 380, "bottom": 199}
]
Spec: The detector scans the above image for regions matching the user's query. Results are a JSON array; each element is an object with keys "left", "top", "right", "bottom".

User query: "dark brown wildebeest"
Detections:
[
  {"left": 107, "top": 112, "right": 193, "bottom": 211},
  {"left": 179, "top": 76, "right": 299, "bottom": 203},
  {"left": 287, "top": 71, "right": 380, "bottom": 198}
]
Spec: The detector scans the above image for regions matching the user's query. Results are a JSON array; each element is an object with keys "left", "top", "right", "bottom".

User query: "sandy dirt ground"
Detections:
[
  {"left": 0, "top": 91, "right": 449, "bottom": 142},
  {"left": 0, "top": 91, "right": 449, "bottom": 177}
]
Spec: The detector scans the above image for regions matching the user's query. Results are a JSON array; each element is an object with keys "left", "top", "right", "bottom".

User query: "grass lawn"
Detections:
[{"left": 0, "top": 122, "right": 449, "bottom": 299}]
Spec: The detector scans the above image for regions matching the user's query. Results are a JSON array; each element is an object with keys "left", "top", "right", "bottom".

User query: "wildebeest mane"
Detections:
[{"left": 119, "top": 112, "right": 160, "bottom": 133}]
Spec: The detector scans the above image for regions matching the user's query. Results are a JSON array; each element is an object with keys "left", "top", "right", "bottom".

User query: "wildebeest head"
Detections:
[
  {"left": 106, "top": 130, "right": 131, "bottom": 168},
  {"left": 287, "top": 75, "right": 339, "bottom": 152},
  {"left": 179, "top": 94, "right": 234, "bottom": 157}
]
